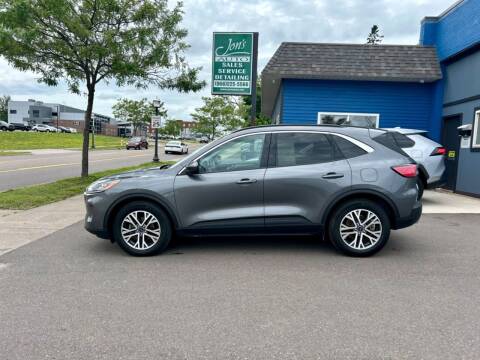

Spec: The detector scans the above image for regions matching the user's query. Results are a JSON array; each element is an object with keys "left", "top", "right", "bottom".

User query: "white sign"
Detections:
[{"left": 151, "top": 116, "right": 164, "bottom": 129}]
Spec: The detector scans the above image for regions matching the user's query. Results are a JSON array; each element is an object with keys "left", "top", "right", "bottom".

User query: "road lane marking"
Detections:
[{"left": 0, "top": 154, "right": 152, "bottom": 173}]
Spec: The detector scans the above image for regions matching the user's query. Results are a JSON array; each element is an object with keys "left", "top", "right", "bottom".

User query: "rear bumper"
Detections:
[{"left": 393, "top": 202, "right": 422, "bottom": 230}]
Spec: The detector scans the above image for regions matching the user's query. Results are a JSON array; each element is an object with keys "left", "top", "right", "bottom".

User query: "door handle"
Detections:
[
  {"left": 322, "top": 172, "right": 344, "bottom": 179},
  {"left": 236, "top": 178, "right": 257, "bottom": 184}
]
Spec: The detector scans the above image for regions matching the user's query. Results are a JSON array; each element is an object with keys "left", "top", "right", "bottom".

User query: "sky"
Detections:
[{"left": 0, "top": 0, "right": 455, "bottom": 120}]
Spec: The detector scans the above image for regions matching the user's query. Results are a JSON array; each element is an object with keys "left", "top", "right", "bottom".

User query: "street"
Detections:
[
  {"left": 1, "top": 213, "right": 479, "bottom": 359},
  {"left": 0, "top": 144, "right": 201, "bottom": 191}
]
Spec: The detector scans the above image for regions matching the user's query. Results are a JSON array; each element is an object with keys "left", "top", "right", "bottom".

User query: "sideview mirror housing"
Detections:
[{"left": 185, "top": 161, "right": 199, "bottom": 175}]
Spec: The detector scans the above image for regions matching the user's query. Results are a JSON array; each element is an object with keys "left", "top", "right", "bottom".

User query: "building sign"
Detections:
[
  {"left": 151, "top": 116, "right": 164, "bottom": 129},
  {"left": 212, "top": 32, "right": 254, "bottom": 95}
]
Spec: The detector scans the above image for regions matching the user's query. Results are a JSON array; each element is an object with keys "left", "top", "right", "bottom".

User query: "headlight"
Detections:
[{"left": 86, "top": 179, "right": 120, "bottom": 193}]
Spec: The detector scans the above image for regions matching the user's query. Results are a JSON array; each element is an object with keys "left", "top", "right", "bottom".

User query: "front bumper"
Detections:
[{"left": 84, "top": 193, "right": 111, "bottom": 239}]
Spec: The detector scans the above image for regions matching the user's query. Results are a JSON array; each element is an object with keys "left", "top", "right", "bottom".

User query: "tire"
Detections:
[
  {"left": 112, "top": 201, "right": 172, "bottom": 256},
  {"left": 416, "top": 178, "right": 425, "bottom": 200},
  {"left": 328, "top": 199, "right": 391, "bottom": 257},
  {"left": 0, "top": 126, "right": 6, "bottom": 131}
]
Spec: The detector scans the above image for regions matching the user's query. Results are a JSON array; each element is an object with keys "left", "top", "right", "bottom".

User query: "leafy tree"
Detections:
[
  {"left": 366, "top": 25, "right": 384, "bottom": 45},
  {"left": 113, "top": 98, "right": 165, "bottom": 136},
  {"left": 0, "top": 95, "right": 11, "bottom": 122},
  {"left": 0, "top": 0, "right": 204, "bottom": 176},
  {"left": 191, "top": 96, "right": 245, "bottom": 140},
  {"left": 160, "top": 119, "right": 182, "bottom": 137},
  {"left": 242, "top": 80, "right": 271, "bottom": 126}
]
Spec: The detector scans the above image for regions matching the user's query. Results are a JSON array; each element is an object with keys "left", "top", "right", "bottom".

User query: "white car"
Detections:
[
  {"left": 383, "top": 128, "right": 446, "bottom": 199},
  {"left": 165, "top": 141, "right": 188, "bottom": 154},
  {"left": 32, "top": 124, "right": 58, "bottom": 132},
  {"left": 68, "top": 127, "right": 77, "bottom": 133}
]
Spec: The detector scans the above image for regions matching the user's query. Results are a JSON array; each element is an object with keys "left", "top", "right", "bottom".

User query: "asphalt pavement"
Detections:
[
  {"left": 1, "top": 214, "right": 479, "bottom": 359},
  {"left": 0, "top": 144, "right": 201, "bottom": 191}
]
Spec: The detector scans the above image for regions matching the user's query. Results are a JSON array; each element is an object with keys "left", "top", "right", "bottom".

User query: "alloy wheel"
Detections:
[
  {"left": 339, "top": 209, "right": 382, "bottom": 250},
  {"left": 120, "top": 210, "right": 161, "bottom": 250}
]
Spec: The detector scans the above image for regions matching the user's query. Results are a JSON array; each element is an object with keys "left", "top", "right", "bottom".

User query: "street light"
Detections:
[{"left": 152, "top": 99, "right": 161, "bottom": 162}]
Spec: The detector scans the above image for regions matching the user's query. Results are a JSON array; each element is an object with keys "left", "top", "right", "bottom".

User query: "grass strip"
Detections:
[{"left": 0, "top": 161, "right": 174, "bottom": 210}]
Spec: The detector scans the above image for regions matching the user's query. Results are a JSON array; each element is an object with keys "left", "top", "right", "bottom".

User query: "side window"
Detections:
[
  {"left": 332, "top": 135, "right": 367, "bottom": 159},
  {"left": 391, "top": 132, "right": 415, "bottom": 148},
  {"left": 275, "top": 132, "right": 334, "bottom": 167},
  {"left": 198, "top": 134, "right": 265, "bottom": 174}
]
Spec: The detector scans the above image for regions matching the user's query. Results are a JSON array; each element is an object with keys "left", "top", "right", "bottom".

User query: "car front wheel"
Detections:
[
  {"left": 112, "top": 201, "right": 172, "bottom": 256},
  {"left": 328, "top": 199, "right": 390, "bottom": 257}
]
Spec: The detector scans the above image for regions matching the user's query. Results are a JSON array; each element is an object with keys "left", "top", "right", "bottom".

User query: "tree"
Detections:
[
  {"left": 191, "top": 96, "right": 245, "bottom": 140},
  {"left": 113, "top": 98, "right": 165, "bottom": 136},
  {"left": 0, "top": 95, "right": 11, "bottom": 122},
  {"left": 0, "top": 0, "right": 204, "bottom": 176},
  {"left": 242, "top": 80, "right": 271, "bottom": 126},
  {"left": 160, "top": 119, "right": 182, "bottom": 137},
  {"left": 366, "top": 25, "right": 384, "bottom": 45}
]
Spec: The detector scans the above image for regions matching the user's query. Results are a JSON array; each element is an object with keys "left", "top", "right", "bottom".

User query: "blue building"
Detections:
[{"left": 262, "top": 0, "right": 480, "bottom": 197}]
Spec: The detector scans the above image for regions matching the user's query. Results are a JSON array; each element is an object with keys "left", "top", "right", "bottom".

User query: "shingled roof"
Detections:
[{"left": 261, "top": 42, "right": 442, "bottom": 117}]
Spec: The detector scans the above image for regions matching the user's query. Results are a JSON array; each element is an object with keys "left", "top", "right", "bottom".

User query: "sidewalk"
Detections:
[{"left": 0, "top": 195, "right": 84, "bottom": 256}]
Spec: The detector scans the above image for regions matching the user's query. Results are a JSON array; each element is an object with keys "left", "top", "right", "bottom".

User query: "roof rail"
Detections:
[{"left": 232, "top": 123, "right": 376, "bottom": 133}]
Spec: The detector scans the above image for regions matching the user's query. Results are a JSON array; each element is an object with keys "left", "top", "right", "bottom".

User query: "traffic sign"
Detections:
[{"left": 151, "top": 116, "right": 164, "bottom": 129}]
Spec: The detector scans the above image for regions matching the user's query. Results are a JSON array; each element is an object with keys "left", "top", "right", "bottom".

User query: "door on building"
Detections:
[{"left": 442, "top": 115, "right": 462, "bottom": 191}]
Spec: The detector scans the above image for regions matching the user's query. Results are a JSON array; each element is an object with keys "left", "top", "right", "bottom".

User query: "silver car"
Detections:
[
  {"left": 383, "top": 128, "right": 446, "bottom": 198},
  {"left": 85, "top": 125, "right": 422, "bottom": 257}
]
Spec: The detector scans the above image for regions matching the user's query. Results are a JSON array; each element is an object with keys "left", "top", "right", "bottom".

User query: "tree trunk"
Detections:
[{"left": 81, "top": 86, "right": 95, "bottom": 177}]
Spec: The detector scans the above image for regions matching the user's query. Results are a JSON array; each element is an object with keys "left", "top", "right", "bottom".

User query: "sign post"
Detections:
[
  {"left": 212, "top": 32, "right": 258, "bottom": 126},
  {"left": 151, "top": 110, "right": 163, "bottom": 163}
]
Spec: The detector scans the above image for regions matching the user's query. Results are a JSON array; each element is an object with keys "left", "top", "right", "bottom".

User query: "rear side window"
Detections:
[
  {"left": 390, "top": 132, "right": 415, "bottom": 148},
  {"left": 372, "top": 132, "right": 409, "bottom": 157},
  {"left": 332, "top": 135, "right": 367, "bottom": 159},
  {"left": 273, "top": 132, "right": 334, "bottom": 167}
]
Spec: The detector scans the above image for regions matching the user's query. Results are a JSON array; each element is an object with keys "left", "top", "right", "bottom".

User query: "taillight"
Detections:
[
  {"left": 430, "top": 147, "right": 446, "bottom": 156},
  {"left": 392, "top": 164, "right": 417, "bottom": 178}
]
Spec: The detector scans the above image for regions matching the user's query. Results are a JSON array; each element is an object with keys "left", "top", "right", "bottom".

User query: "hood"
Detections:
[{"left": 102, "top": 165, "right": 171, "bottom": 181}]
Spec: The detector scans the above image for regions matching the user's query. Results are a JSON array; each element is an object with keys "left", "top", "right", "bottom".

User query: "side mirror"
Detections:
[{"left": 185, "top": 160, "right": 199, "bottom": 175}]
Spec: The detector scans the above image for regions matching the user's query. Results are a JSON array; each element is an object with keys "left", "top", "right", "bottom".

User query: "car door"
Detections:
[
  {"left": 263, "top": 131, "right": 352, "bottom": 228},
  {"left": 174, "top": 133, "right": 270, "bottom": 230}
]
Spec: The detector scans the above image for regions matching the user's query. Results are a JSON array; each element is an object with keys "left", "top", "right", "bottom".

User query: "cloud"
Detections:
[{"left": 0, "top": 0, "right": 454, "bottom": 120}]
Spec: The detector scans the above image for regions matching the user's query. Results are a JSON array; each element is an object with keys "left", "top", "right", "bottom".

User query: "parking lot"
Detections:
[{"left": 1, "top": 207, "right": 480, "bottom": 359}]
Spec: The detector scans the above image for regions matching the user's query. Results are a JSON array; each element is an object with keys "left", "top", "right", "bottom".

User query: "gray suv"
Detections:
[{"left": 84, "top": 125, "right": 422, "bottom": 257}]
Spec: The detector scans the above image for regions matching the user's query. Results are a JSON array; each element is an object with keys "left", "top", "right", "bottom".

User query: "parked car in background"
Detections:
[
  {"left": 165, "top": 140, "right": 188, "bottom": 154},
  {"left": 0, "top": 121, "right": 15, "bottom": 131},
  {"left": 199, "top": 136, "right": 209, "bottom": 143},
  {"left": 126, "top": 136, "right": 148, "bottom": 150},
  {"left": 383, "top": 128, "right": 446, "bottom": 199},
  {"left": 10, "top": 123, "right": 31, "bottom": 131},
  {"left": 56, "top": 126, "right": 71, "bottom": 133},
  {"left": 32, "top": 124, "right": 57, "bottom": 132},
  {"left": 85, "top": 125, "right": 422, "bottom": 257},
  {"left": 68, "top": 127, "right": 78, "bottom": 133}
]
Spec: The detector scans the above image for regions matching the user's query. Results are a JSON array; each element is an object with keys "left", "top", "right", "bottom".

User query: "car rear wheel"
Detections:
[
  {"left": 112, "top": 201, "right": 172, "bottom": 256},
  {"left": 328, "top": 199, "right": 390, "bottom": 257}
]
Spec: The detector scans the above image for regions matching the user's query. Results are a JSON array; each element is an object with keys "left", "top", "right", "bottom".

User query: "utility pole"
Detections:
[
  {"left": 250, "top": 32, "right": 259, "bottom": 126},
  {"left": 91, "top": 116, "right": 95, "bottom": 149}
]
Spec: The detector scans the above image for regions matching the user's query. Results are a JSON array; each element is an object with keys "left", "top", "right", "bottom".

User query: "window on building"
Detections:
[
  {"left": 274, "top": 132, "right": 334, "bottom": 167},
  {"left": 32, "top": 110, "right": 40, "bottom": 118},
  {"left": 473, "top": 110, "right": 480, "bottom": 149},
  {"left": 318, "top": 112, "right": 379, "bottom": 128},
  {"left": 9, "top": 109, "right": 17, "bottom": 114}
]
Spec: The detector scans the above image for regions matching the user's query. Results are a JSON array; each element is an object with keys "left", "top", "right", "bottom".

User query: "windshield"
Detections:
[
  {"left": 167, "top": 141, "right": 181, "bottom": 146},
  {"left": 130, "top": 137, "right": 141, "bottom": 141}
]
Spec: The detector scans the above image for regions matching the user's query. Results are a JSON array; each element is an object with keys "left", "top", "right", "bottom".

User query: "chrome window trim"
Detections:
[{"left": 178, "top": 130, "right": 374, "bottom": 175}]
